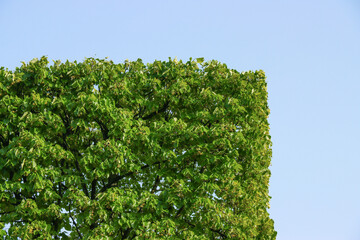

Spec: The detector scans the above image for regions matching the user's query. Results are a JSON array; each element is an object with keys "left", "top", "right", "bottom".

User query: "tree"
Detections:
[{"left": 0, "top": 56, "right": 276, "bottom": 239}]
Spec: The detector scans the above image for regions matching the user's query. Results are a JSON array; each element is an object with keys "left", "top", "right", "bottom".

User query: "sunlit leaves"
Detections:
[{"left": 0, "top": 57, "right": 275, "bottom": 239}]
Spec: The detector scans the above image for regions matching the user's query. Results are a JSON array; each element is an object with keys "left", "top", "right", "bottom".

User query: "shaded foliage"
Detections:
[{"left": 0, "top": 57, "right": 276, "bottom": 239}]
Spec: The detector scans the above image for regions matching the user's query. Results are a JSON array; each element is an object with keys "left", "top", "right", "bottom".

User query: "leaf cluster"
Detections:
[{"left": 0, "top": 57, "right": 276, "bottom": 239}]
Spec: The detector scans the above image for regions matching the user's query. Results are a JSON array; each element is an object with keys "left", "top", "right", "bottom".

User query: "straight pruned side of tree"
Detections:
[{"left": 0, "top": 57, "right": 276, "bottom": 239}]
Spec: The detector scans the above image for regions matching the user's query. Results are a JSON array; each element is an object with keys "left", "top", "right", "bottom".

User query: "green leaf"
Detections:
[{"left": 196, "top": 57, "right": 205, "bottom": 63}]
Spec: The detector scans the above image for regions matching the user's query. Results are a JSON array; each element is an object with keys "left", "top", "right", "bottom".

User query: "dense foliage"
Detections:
[{"left": 0, "top": 57, "right": 276, "bottom": 239}]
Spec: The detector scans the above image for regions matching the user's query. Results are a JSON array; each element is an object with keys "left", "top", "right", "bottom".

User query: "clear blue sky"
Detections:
[{"left": 1, "top": 0, "right": 359, "bottom": 239}]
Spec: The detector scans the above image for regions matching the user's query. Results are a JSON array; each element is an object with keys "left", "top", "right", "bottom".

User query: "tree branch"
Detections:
[
  {"left": 59, "top": 109, "right": 90, "bottom": 198},
  {"left": 209, "top": 227, "right": 227, "bottom": 239},
  {"left": 91, "top": 178, "right": 97, "bottom": 200},
  {"left": 141, "top": 100, "right": 169, "bottom": 120},
  {"left": 175, "top": 206, "right": 184, "bottom": 218},
  {"left": 69, "top": 203, "right": 83, "bottom": 239},
  {"left": 94, "top": 118, "right": 109, "bottom": 140},
  {"left": 73, "top": 154, "right": 90, "bottom": 197},
  {"left": 100, "top": 161, "right": 161, "bottom": 193},
  {"left": 151, "top": 175, "right": 160, "bottom": 194},
  {"left": 185, "top": 219, "right": 227, "bottom": 238},
  {"left": 84, "top": 107, "right": 109, "bottom": 140}
]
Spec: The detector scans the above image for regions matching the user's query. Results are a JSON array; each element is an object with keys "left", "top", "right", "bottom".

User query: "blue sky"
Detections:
[{"left": 1, "top": 0, "right": 359, "bottom": 239}]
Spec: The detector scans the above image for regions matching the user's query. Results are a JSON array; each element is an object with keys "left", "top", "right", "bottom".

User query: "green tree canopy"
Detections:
[{"left": 0, "top": 57, "right": 276, "bottom": 239}]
